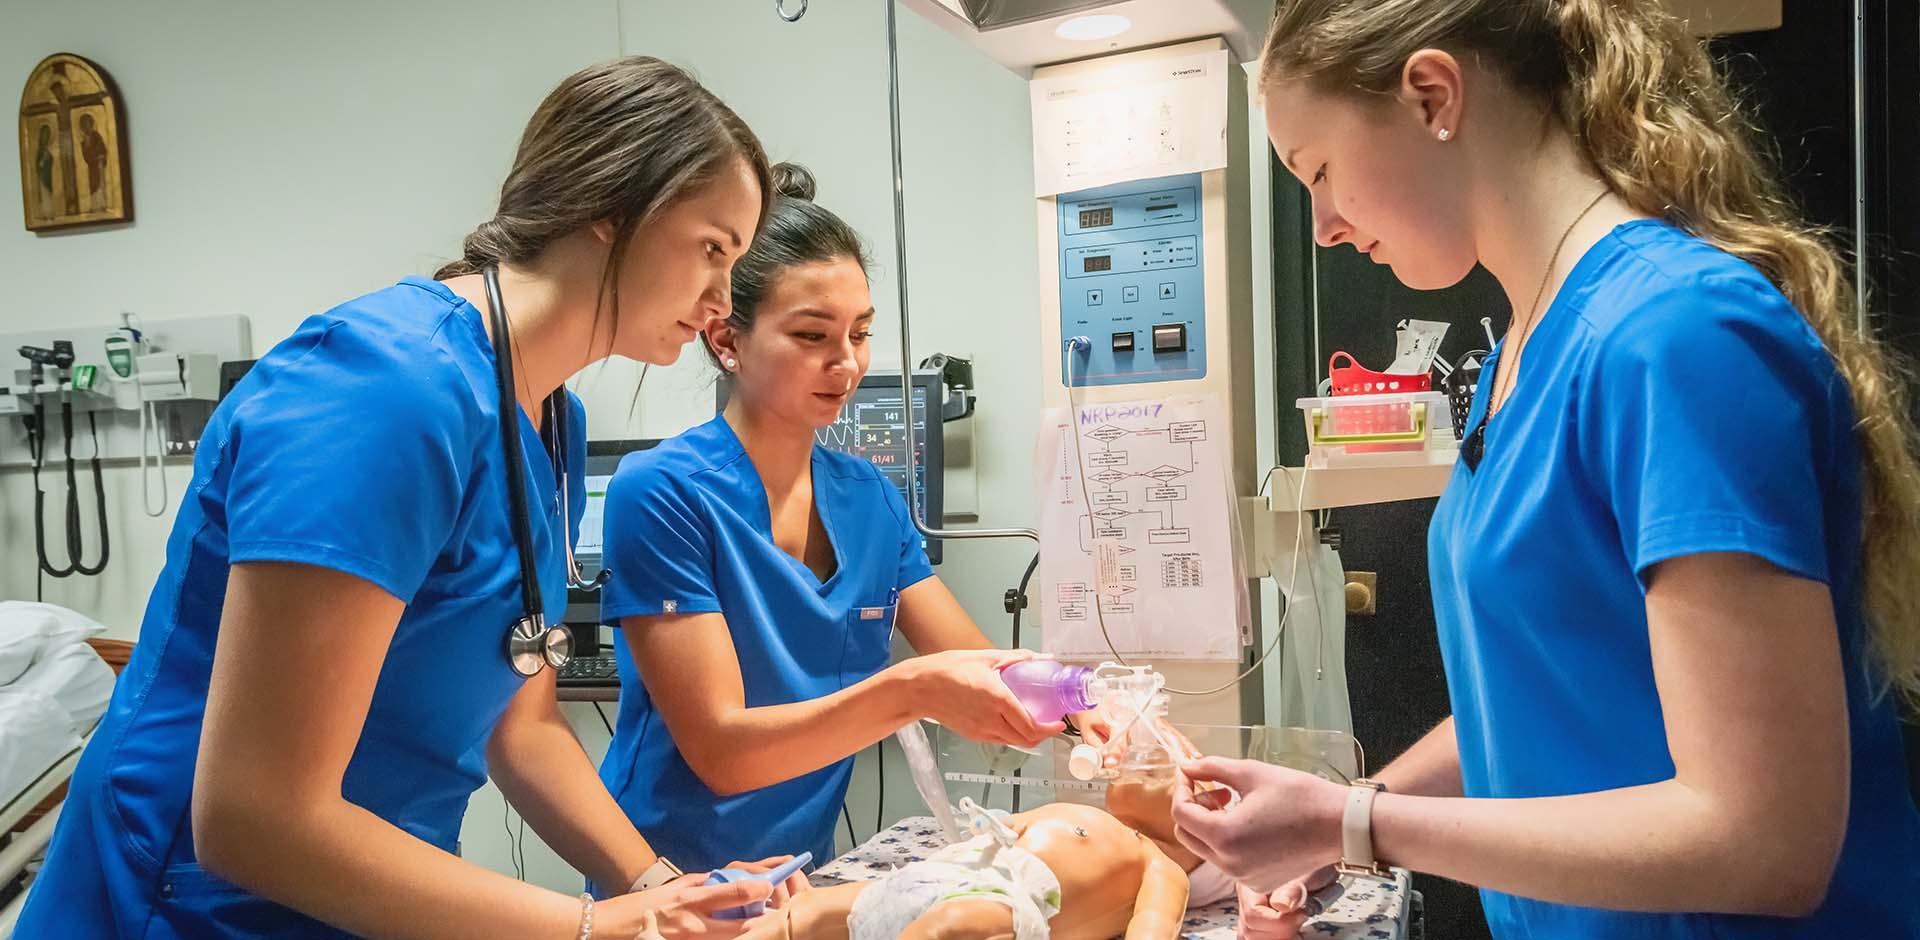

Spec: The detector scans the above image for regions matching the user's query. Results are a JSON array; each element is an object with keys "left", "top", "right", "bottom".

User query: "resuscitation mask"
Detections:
[
  {"left": 1067, "top": 663, "right": 1183, "bottom": 781},
  {"left": 1065, "top": 663, "right": 1243, "bottom": 810}
]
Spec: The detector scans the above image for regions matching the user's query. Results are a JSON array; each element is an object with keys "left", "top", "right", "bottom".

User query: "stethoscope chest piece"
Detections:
[{"left": 506, "top": 614, "right": 573, "bottom": 678}]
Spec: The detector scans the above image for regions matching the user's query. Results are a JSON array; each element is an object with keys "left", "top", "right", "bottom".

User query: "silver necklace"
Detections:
[{"left": 1486, "top": 188, "right": 1610, "bottom": 418}]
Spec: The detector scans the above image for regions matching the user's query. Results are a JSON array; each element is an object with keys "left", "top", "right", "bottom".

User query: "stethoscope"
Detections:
[{"left": 484, "top": 266, "right": 608, "bottom": 678}]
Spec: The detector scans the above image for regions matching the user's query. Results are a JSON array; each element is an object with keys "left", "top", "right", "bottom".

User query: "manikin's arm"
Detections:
[{"left": 1124, "top": 836, "right": 1190, "bottom": 940}]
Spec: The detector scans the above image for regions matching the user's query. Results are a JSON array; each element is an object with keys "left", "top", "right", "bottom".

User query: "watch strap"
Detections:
[
  {"left": 630, "top": 857, "right": 685, "bottom": 893},
  {"left": 1337, "top": 778, "right": 1390, "bottom": 880}
]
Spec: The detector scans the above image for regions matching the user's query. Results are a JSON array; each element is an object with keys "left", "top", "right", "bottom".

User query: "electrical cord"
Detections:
[
  {"left": 72, "top": 410, "right": 109, "bottom": 576},
  {"left": 29, "top": 396, "right": 110, "bottom": 586},
  {"left": 1002, "top": 551, "right": 1040, "bottom": 815},
  {"left": 25, "top": 410, "right": 44, "bottom": 602},
  {"left": 516, "top": 814, "right": 528, "bottom": 880},
  {"left": 502, "top": 802, "right": 523, "bottom": 880},
  {"left": 1061, "top": 338, "right": 1316, "bottom": 697},
  {"left": 27, "top": 398, "right": 67, "bottom": 585},
  {"left": 139, "top": 398, "right": 169, "bottom": 517},
  {"left": 118, "top": 314, "right": 173, "bottom": 518},
  {"left": 874, "top": 740, "right": 886, "bottom": 837},
  {"left": 1007, "top": 552, "right": 1040, "bottom": 651},
  {"left": 593, "top": 702, "right": 614, "bottom": 738}
]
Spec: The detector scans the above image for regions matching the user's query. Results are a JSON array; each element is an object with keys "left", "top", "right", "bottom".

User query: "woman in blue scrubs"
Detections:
[
  {"left": 595, "top": 164, "right": 1064, "bottom": 875},
  {"left": 1170, "top": 2, "right": 1920, "bottom": 939},
  {"left": 17, "top": 58, "right": 794, "bottom": 940}
]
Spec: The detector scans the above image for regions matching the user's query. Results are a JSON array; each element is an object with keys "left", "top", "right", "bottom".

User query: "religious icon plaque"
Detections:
[{"left": 19, "top": 53, "right": 133, "bottom": 232}]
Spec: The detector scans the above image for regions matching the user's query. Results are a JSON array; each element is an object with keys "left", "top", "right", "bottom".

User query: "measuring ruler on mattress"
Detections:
[{"left": 943, "top": 772, "right": 1107, "bottom": 792}]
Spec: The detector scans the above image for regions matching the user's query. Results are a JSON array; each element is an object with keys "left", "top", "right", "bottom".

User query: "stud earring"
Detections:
[
  {"left": 1437, "top": 128, "right": 1453, "bottom": 142},
  {"left": 724, "top": 358, "right": 738, "bottom": 370}
]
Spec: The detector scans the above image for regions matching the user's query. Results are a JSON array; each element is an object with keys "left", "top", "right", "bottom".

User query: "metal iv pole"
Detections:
[
  {"left": 880, "top": 0, "right": 1040, "bottom": 545},
  {"left": 1852, "top": 0, "right": 1870, "bottom": 334},
  {"left": 770, "top": 0, "right": 1039, "bottom": 545}
]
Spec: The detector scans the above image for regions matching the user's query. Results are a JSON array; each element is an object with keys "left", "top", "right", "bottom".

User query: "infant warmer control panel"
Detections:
[{"left": 1058, "top": 173, "right": 1207, "bottom": 388}]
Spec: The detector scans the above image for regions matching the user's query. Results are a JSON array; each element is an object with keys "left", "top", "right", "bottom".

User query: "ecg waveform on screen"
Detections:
[
  {"left": 815, "top": 392, "right": 930, "bottom": 513},
  {"left": 815, "top": 423, "right": 859, "bottom": 448}
]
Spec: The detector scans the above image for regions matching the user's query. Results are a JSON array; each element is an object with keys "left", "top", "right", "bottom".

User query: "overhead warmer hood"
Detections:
[
  {"left": 897, "top": 0, "right": 1781, "bottom": 76},
  {"left": 897, "top": 0, "right": 1272, "bottom": 74}
]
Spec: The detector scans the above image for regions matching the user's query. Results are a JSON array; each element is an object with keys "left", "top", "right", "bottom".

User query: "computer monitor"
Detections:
[
  {"left": 565, "top": 438, "right": 660, "bottom": 652},
  {"left": 218, "top": 359, "right": 257, "bottom": 401},
  {"left": 717, "top": 371, "right": 945, "bottom": 564}
]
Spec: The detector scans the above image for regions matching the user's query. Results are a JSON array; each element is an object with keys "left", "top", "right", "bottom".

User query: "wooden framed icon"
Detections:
[{"left": 19, "top": 53, "right": 133, "bottom": 232}]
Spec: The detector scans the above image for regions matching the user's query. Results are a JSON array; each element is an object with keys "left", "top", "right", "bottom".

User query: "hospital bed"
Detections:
[
  {"left": 0, "top": 605, "right": 123, "bottom": 937},
  {"left": 0, "top": 734, "right": 88, "bottom": 936}
]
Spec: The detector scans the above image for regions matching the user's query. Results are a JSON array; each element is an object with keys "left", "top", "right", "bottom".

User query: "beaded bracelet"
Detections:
[{"left": 576, "top": 893, "right": 595, "bottom": 940}]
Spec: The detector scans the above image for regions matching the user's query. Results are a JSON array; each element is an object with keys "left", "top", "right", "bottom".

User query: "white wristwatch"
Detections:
[
  {"left": 1336, "top": 778, "right": 1391, "bottom": 880},
  {"left": 629, "top": 857, "right": 685, "bottom": 893}
]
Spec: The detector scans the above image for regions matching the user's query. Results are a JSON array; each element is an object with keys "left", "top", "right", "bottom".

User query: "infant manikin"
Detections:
[
  {"left": 746, "top": 695, "right": 1230, "bottom": 940},
  {"left": 744, "top": 799, "right": 1188, "bottom": 940}
]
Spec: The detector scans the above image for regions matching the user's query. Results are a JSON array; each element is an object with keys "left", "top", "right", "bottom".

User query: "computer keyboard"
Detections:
[{"left": 557, "top": 654, "right": 619, "bottom": 686}]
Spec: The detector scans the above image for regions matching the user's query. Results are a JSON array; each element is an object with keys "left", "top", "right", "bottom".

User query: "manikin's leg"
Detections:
[{"left": 899, "top": 898, "right": 1017, "bottom": 940}]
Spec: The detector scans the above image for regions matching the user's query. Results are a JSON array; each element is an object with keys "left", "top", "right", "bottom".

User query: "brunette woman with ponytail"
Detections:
[
  {"left": 1168, "top": 3, "right": 1920, "bottom": 937},
  {"left": 17, "top": 57, "right": 799, "bottom": 940}
]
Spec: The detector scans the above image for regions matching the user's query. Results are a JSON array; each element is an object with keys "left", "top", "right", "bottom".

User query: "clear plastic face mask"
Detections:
[{"left": 1068, "top": 663, "right": 1182, "bottom": 781}]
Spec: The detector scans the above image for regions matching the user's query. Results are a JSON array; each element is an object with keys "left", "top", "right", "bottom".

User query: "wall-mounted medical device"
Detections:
[
  {"left": 1030, "top": 38, "right": 1261, "bottom": 730},
  {"left": 0, "top": 314, "right": 252, "bottom": 472},
  {"left": 132, "top": 351, "right": 221, "bottom": 402},
  {"left": 1057, "top": 174, "right": 1209, "bottom": 387},
  {"left": 3, "top": 315, "right": 250, "bottom": 593}
]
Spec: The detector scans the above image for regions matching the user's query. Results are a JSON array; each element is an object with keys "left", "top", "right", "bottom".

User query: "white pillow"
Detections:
[
  {"left": 0, "top": 688, "right": 82, "bottom": 811},
  {"left": 0, "top": 602, "right": 107, "bottom": 687},
  {"left": 10, "top": 641, "right": 116, "bottom": 734}
]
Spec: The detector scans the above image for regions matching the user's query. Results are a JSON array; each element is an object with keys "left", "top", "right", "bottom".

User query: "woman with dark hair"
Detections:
[
  {"left": 17, "top": 57, "right": 797, "bottom": 940},
  {"left": 593, "top": 163, "right": 1070, "bottom": 878}
]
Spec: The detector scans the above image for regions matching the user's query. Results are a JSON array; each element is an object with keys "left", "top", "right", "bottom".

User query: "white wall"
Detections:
[
  {"left": 0, "top": 0, "right": 619, "bottom": 625},
  {"left": 2, "top": 0, "right": 1044, "bottom": 894}
]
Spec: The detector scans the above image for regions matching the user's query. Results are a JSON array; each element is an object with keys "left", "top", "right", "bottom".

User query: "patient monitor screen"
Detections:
[{"left": 814, "top": 377, "right": 944, "bottom": 564}]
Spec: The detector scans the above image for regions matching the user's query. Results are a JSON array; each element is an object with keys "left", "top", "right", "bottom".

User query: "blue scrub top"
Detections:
[
  {"left": 1429, "top": 220, "right": 1920, "bottom": 939},
  {"left": 596, "top": 415, "right": 935, "bottom": 874},
  {"left": 17, "top": 277, "right": 586, "bottom": 940}
]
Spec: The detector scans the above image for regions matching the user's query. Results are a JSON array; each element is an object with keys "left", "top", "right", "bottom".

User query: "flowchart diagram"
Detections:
[{"left": 1038, "top": 395, "right": 1243, "bottom": 660}]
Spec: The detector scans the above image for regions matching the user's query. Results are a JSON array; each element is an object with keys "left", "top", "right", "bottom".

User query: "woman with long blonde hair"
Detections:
[{"left": 1169, "top": 2, "right": 1920, "bottom": 937}]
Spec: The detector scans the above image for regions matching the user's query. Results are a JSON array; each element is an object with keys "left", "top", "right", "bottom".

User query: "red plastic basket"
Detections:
[
  {"left": 1322, "top": 352, "right": 1433, "bottom": 454},
  {"left": 1328, "top": 351, "right": 1432, "bottom": 396}
]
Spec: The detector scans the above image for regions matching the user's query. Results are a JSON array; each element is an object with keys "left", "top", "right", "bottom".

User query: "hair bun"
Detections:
[{"left": 770, "top": 162, "right": 818, "bottom": 202}]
